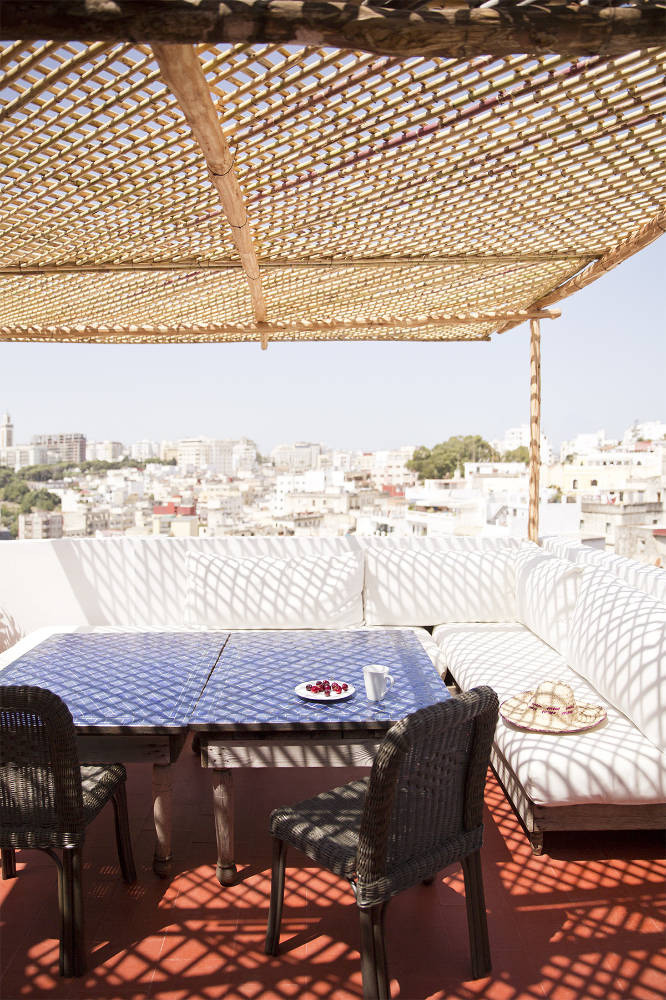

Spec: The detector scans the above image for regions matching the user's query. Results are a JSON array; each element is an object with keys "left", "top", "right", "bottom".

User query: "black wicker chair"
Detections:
[
  {"left": 0, "top": 685, "right": 137, "bottom": 977},
  {"left": 265, "top": 686, "right": 499, "bottom": 1000}
]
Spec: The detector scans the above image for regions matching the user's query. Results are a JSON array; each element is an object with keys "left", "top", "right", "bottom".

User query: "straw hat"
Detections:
[{"left": 500, "top": 681, "right": 606, "bottom": 734}]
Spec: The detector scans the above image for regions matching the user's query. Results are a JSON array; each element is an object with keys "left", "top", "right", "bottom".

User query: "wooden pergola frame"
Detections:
[{"left": 2, "top": 1, "right": 665, "bottom": 541}]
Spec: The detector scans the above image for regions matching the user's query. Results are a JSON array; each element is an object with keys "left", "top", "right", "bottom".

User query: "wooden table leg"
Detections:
[
  {"left": 212, "top": 768, "right": 237, "bottom": 886},
  {"left": 152, "top": 762, "right": 173, "bottom": 878}
]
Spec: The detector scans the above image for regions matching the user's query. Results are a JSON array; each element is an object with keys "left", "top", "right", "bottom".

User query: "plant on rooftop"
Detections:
[{"left": 407, "top": 436, "right": 499, "bottom": 480}]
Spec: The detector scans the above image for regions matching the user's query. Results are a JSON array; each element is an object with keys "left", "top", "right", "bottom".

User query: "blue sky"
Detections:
[{"left": 1, "top": 238, "right": 664, "bottom": 454}]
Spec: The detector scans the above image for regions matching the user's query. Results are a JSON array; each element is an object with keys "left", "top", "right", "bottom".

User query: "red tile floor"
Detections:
[{"left": 1, "top": 737, "right": 664, "bottom": 1000}]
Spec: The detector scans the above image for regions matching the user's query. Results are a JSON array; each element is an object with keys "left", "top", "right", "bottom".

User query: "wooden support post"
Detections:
[
  {"left": 152, "top": 762, "right": 173, "bottom": 877},
  {"left": 211, "top": 769, "right": 237, "bottom": 886},
  {"left": 528, "top": 318, "right": 541, "bottom": 544}
]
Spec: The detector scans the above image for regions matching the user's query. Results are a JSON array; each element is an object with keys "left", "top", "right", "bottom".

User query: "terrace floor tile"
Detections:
[{"left": 1, "top": 737, "right": 663, "bottom": 1000}]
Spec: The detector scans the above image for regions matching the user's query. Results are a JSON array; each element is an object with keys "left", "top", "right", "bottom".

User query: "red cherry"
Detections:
[
  {"left": 341, "top": 683, "right": 348, "bottom": 691},
  {"left": 306, "top": 684, "right": 312, "bottom": 691},
  {"left": 324, "top": 690, "right": 331, "bottom": 696}
]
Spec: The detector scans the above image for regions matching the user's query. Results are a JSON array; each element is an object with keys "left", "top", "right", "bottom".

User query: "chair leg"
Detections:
[
  {"left": 461, "top": 851, "right": 491, "bottom": 979},
  {"left": 62, "top": 847, "right": 86, "bottom": 977},
  {"left": 372, "top": 903, "right": 390, "bottom": 1000},
  {"left": 1, "top": 847, "right": 17, "bottom": 879},
  {"left": 359, "top": 907, "right": 380, "bottom": 1000},
  {"left": 112, "top": 782, "right": 137, "bottom": 884},
  {"left": 265, "top": 837, "right": 287, "bottom": 956}
]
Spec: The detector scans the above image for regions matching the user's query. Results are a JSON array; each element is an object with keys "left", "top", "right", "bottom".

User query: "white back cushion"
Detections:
[
  {"left": 364, "top": 547, "right": 517, "bottom": 626},
  {"left": 185, "top": 550, "right": 364, "bottom": 629},
  {"left": 515, "top": 549, "right": 582, "bottom": 656},
  {"left": 573, "top": 547, "right": 666, "bottom": 603},
  {"left": 568, "top": 568, "right": 666, "bottom": 751}
]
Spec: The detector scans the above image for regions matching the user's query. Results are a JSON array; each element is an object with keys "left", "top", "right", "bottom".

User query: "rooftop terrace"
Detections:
[{"left": 1, "top": 737, "right": 664, "bottom": 1000}]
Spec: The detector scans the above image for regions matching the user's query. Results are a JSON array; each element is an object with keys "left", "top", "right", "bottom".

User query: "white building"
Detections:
[
  {"left": 0, "top": 444, "right": 49, "bottom": 470},
  {"left": 404, "top": 481, "right": 486, "bottom": 536},
  {"left": 271, "top": 442, "right": 321, "bottom": 472},
  {"left": 369, "top": 447, "right": 417, "bottom": 489},
  {"left": 177, "top": 438, "right": 210, "bottom": 472},
  {"left": 232, "top": 438, "right": 257, "bottom": 475},
  {"left": 559, "top": 430, "right": 608, "bottom": 462},
  {"left": 622, "top": 420, "right": 666, "bottom": 446},
  {"left": 493, "top": 425, "right": 553, "bottom": 466},
  {"left": 86, "top": 441, "right": 124, "bottom": 462},
  {"left": 130, "top": 440, "right": 159, "bottom": 461},
  {"left": 209, "top": 440, "right": 235, "bottom": 476}
]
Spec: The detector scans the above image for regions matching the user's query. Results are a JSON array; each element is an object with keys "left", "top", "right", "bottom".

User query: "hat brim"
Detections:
[{"left": 500, "top": 690, "right": 607, "bottom": 734}]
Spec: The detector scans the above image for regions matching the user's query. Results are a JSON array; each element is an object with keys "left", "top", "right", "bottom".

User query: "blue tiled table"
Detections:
[
  {"left": 192, "top": 629, "right": 449, "bottom": 884},
  {"left": 1, "top": 631, "right": 229, "bottom": 875}
]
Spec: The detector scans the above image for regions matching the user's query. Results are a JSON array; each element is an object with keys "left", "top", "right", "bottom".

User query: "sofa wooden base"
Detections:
[{"left": 491, "top": 743, "right": 666, "bottom": 855}]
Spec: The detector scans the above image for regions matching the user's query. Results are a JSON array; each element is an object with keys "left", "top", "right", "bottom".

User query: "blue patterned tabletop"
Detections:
[
  {"left": 190, "top": 629, "right": 449, "bottom": 732},
  {"left": 0, "top": 632, "right": 228, "bottom": 732}
]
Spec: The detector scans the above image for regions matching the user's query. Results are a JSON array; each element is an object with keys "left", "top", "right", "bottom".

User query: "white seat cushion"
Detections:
[
  {"left": 515, "top": 549, "right": 582, "bottom": 657},
  {"left": 185, "top": 550, "right": 364, "bottom": 630},
  {"left": 568, "top": 569, "right": 666, "bottom": 752},
  {"left": 433, "top": 622, "right": 666, "bottom": 806},
  {"left": 364, "top": 547, "right": 517, "bottom": 627}
]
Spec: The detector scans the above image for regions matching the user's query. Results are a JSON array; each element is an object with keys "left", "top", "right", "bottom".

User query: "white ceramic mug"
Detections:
[{"left": 363, "top": 663, "right": 395, "bottom": 701}]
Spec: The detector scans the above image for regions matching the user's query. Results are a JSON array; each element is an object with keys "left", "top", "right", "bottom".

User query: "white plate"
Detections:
[{"left": 295, "top": 681, "right": 355, "bottom": 702}]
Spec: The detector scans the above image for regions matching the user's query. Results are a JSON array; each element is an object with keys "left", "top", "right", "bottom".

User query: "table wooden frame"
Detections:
[
  {"left": 77, "top": 729, "right": 188, "bottom": 877},
  {"left": 198, "top": 728, "right": 384, "bottom": 885}
]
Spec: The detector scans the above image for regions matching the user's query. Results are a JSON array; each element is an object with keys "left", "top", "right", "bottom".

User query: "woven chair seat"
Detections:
[
  {"left": 265, "top": 688, "right": 499, "bottom": 999},
  {"left": 1, "top": 685, "right": 136, "bottom": 976},
  {"left": 81, "top": 765, "right": 127, "bottom": 825},
  {"left": 270, "top": 778, "right": 369, "bottom": 877}
]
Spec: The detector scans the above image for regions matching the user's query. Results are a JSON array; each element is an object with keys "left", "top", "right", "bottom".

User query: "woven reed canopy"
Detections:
[{"left": 1, "top": 1, "right": 665, "bottom": 347}]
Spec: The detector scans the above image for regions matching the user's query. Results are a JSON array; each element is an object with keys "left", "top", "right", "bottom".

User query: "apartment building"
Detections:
[
  {"left": 31, "top": 432, "right": 86, "bottom": 463},
  {"left": 18, "top": 511, "right": 64, "bottom": 539},
  {"left": 271, "top": 442, "right": 321, "bottom": 471}
]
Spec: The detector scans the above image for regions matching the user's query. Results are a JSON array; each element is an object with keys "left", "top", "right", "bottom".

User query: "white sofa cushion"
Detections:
[
  {"left": 433, "top": 622, "right": 666, "bottom": 806},
  {"left": 364, "top": 547, "right": 517, "bottom": 626},
  {"left": 185, "top": 550, "right": 364, "bottom": 630},
  {"left": 568, "top": 568, "right": 666, "bottom": 752},
  {"left": 515, "top": 549, "right": 582, "bottom": 657}
]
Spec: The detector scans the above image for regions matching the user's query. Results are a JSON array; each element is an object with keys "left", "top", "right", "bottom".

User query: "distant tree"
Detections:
[
  {"left": 503, "top": 446, "right": 530, "bottom": 464},
  {"left": 20, "top": 488, "right": 61, "bottom": 514},
  {"left": 1, "top": 479, "right": 30, "bottom": 504},
  {"left": 0, "top": 466, "right": 14, "bottom": 488},
  {"left": 0, "top": 504, "right": 18, "bottom": 538},
  {"left": 407, "top": 435, "right": 499, "bottom": 480}
]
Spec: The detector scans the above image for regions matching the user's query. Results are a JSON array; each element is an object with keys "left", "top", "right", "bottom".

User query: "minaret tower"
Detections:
[{"left": 0, "top": 413, "right": 14, "bottom": 448}]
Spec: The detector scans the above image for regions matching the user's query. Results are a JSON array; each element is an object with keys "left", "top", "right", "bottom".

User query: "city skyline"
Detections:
[{"left": 1, "top": 239, "right": 664, "bottom": 455}]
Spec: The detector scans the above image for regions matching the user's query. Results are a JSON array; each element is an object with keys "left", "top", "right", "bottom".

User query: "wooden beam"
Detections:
[
  {"left": 1, "top": 2, "right": 664, "bottom": 59},
  {"left": 0, "top": 308, "right": 560, "bottom": 343},
  {"left": 528, "top": 319, "right": 541, "bottom": 545},
  {"left": 0, "top": 255, "right": 597, "bottom": 276},
  {"left": 150, "top": 43, "right": 268, "bottom": 343},
  {"left": 498, "top": 207, "right": 666, "bottom": 336},
  {"left": 532, "top": 208, "right": 666, "bottom": 310}
]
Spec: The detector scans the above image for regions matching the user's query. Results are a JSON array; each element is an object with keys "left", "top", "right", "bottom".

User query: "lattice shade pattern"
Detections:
[{"left": 1, "top": 38, "right": 665, "bottom": 343}]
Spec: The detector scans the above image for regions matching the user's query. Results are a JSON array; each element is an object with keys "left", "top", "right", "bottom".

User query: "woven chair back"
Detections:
[
  {"left": 355, "top": 686, "right": 498, "bottom": 905},
  {"left": 0, "top": 685, "right": 85, "bottom": 849}
]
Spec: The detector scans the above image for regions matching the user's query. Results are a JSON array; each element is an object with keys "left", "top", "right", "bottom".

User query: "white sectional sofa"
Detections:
[{"left": 0, "top": 534, "right": 664, "bottom": 853}]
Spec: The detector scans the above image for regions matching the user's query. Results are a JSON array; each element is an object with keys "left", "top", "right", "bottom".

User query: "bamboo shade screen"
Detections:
[{"left": 1, "top": 38, "right": 665, "bottom": 344}]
